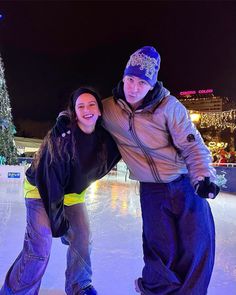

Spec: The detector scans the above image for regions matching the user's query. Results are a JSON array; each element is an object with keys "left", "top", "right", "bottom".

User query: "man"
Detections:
[
  {"left": 102, "top": 46, "right": 219, "bottom": 294},
  {"left": 55, "top": 46, "right": 219, "bottom": 294}
]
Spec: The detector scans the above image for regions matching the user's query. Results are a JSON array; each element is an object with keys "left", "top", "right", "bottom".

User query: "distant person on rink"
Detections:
[
  {"left": 0, "top": 88, "right": 120, "bottom": 295},
  {"left": 229, "top": 150, "right": 236, "bottom": 163},
  {"left": 101, "top": 46, "right": 220, "bottom": 295},
  {"left": 218, "top": 149, "right": 228, "bottom": 166}
]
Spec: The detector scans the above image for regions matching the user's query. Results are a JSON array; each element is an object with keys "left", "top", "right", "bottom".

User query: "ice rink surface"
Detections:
[{"left": 0, "top": 170, "right": 236, "bottom": 295}]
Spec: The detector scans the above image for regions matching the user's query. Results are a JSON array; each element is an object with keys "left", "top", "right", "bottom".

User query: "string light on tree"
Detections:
[
  {"left": 0, "top": 54, "right": 18, "bottom": 165},
  {"left": 199, "top": 110, "right": 236, "bottom": 131}
]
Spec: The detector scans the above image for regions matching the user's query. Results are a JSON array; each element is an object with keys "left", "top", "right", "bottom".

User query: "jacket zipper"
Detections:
[{"left": 128, "top": 112, "right": 162, "bottom": 182}]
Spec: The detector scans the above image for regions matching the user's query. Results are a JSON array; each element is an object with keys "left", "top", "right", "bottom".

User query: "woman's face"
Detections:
[{"left": 75, "top": 93, "right": 101, "bottom": 133}]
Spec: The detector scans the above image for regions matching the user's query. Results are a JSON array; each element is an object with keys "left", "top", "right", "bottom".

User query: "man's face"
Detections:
[{"left": 123, "top": 76, "right": 153, "bottom": 109}]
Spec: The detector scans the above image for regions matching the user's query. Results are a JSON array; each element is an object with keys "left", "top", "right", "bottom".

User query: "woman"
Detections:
[{"left": 0, "top": 88, "right": 120, "bottom": 295}]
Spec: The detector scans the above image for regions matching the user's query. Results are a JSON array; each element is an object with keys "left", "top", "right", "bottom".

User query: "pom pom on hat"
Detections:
[{"left": 123, "top": 46, "right": 161, "bottom": 87}]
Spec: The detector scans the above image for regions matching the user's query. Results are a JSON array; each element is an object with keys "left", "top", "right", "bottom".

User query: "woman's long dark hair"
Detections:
[{"left": 33, "top": 87, "right": 107, "bottom": 169}]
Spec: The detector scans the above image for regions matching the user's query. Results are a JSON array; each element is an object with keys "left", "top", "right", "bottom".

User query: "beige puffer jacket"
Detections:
[{"left": 102, "top": 85, "right": 216, "bottom": 185}]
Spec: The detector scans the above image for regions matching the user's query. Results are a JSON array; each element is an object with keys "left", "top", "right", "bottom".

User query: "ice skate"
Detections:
[
  {"left": 78, "top": 284, "right": 98, "bottom": 295},
  {"left": 135, "top": 278, "right": 145, "bottom": 294}
]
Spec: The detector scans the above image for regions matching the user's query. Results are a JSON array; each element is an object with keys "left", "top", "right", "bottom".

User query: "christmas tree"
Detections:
[{"left": 0, "top": 54, "right": 18, "bottom": 165}]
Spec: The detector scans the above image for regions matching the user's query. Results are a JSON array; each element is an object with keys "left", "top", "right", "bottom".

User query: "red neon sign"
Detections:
[
  {"left": 180, "top": 91, "right": 196, "bottom": 96},
  {"left": 198, "top": 89, "right": 213, "bottom": 94}
]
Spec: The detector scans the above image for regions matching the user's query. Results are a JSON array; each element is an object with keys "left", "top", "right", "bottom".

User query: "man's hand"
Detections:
[
  {"left": 195, "top": 177, "right": 220, "bottom": 199},
  {"left": 52, "top": 113, "right": 71, "bottom": 138}
]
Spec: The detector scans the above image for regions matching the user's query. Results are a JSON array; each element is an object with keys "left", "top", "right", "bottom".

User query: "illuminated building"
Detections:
[
  {"left": 178, "top": 89, "right": 223, "bottom": 112},
  {"left": 177, "top": 89, "right": 236, "bottom": 150}
]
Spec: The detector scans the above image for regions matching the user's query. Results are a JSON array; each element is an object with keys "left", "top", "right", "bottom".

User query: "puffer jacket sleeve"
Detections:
[
  {"left": 34, "top": 145, "right": 70, "bottom": 237},
  {"left": 164, "top": 96, "right": 216, "bottom": 185},
  {"left": 104, "top": 129, "right": 121, "bottom": 172}
]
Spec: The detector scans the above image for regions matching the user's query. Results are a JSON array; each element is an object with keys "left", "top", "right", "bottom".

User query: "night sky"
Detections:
[{"left": 0, "top": 1, "right": 236, "bottom": 137}]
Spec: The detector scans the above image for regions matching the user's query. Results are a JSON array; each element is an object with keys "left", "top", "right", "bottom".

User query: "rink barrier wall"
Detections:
[
  {"left": 0, "top": 165, "right": 25, "bottom": 183},
  {"left": 215, "top": 166, "right": 236, "bottom": 194},
  {"left": 1, "top": 162, "right": 235, "bottom": 194}
]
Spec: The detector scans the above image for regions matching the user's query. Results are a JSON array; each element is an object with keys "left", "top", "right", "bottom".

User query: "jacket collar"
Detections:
[{"left": 112, "top": 80, "right": 170, "bottom": 112}]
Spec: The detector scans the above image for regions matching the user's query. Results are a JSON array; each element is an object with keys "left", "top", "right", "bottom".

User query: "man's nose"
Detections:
[{"left": 132, "top": 83, "right": 139, "bottom": 92}]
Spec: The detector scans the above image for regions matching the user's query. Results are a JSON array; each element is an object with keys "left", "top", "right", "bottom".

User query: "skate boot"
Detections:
[
  {"left": 78, "top": 284, "right": 97, "bottom": 295},
  {"left": 135, "top": 278, "right": 145, "bottom": 295}
]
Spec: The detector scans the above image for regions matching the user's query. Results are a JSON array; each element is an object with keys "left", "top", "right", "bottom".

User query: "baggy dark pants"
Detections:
[{"left": 139, "top": 175, "right": 215, "bottom": 295}]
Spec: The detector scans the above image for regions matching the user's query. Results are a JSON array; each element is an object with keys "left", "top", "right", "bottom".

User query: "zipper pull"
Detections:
[{"left": 129, "top": 113, "right": 133, "bottom": 131}]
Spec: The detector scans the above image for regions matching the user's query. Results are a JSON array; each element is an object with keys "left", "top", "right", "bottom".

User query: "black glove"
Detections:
[
  {"left": 194, "top": 177, "right": 220, "bottom": 199},
  {"left": 52, "top": 113, "right": 71, "bottom": 138},
  {"left": 61, "top": 226, "right": 73, "bottom": 246}
]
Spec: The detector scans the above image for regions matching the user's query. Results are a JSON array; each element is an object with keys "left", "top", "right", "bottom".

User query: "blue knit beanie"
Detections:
[{"left": 123, "top": 46, "right": 161, "bottom": 87}]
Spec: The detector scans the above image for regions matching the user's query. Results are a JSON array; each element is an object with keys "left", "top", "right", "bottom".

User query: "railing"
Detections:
[
  {"left": 213, "top": 163, "right": 236, "bottom": 168},
  {"left": 17, "top": 157, "right": 33, "bottom": 165}
]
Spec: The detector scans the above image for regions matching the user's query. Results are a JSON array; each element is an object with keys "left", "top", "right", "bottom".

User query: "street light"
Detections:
[{"left": 189, "top": 111, "right": 201, "bottom": 123}]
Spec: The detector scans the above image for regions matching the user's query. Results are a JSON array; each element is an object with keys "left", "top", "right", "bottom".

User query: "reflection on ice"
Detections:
[
  {"left": 0, "top": 173, "right": 236, "bottom": 294},
  {"left": 87, "top": 174, "right": 141, "bottom": 218}
]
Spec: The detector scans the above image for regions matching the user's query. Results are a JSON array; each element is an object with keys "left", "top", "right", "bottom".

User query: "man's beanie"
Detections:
[{"left": 123, "top": 46, "right": 161, "bottom": 87}]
